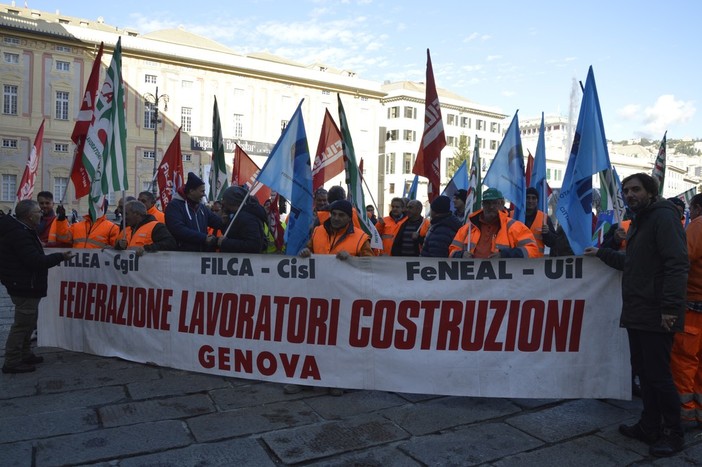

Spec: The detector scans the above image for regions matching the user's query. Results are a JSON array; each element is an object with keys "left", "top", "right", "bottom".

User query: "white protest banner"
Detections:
[{"left": 40, "top": 252, "right": 629, "bottom": 399}]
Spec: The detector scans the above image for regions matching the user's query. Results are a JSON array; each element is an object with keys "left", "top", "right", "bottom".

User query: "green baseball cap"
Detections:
[{"left": 482, "top": 188, "right": 504, "bottom": 201}]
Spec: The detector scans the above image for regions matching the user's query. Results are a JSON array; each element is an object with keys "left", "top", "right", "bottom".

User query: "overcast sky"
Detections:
[{"left": 27, "top": 0, "right": 701, "bottom": 141}]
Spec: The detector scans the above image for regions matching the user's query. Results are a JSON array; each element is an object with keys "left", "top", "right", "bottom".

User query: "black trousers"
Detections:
[{"left": 627, "top": 328, "right": 683, "bottom": 436}]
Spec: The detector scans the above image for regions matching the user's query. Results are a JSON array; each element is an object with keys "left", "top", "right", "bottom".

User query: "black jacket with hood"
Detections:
[{"left": 220, "top": 198, "right": 268, "bottom": 253}]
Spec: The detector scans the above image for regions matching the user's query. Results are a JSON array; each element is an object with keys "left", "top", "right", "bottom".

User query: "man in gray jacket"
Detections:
[{"left": 586, "top": 173, "right": 688, "bottom": 457}]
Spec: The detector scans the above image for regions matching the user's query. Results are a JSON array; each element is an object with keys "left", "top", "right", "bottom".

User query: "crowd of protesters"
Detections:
[{"left": 1, "top": 171, "right": 700, "bottom": 457}]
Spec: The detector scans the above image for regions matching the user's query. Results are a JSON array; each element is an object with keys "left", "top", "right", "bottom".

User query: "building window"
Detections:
[
  {"left": 389, "top": 182, "right": 395, "bottom": 194},
  {"left": 181, "top": 107, "right": 192, "bottom": 132},
  {"left": 54, "top": 143, "right": 69, "bottom": 152},
  {"left": 233, "top": 113, "right": 243, "bottom": 138},
  {"left": 55, "top": 91, "right": 69, "bottom": 120},
  {"left": 402, "top": 152, "right": 414, "bottom": 174},
  {"left": 181, "top": 80, "right": 193, "bottom": 88},
  {"left": 385, "top": 153, "right": 396, "bottom": 175},
  {"left": 53, "top": 177, "right": 68, "bottom": 201},
  {"left": 386, "top": 129, "right": 399, "bottom": 141},
  {"left": 490, "top": 140, "right": 498, "bottom": 150},
  {"left": 280, "top": 120, "right": 288, "bottom": 132},
  {"left": 3, "top": 36, "right": 20, "bottom": 45},
  {"left": 447, "top": 114, "right": 457, "bottom": 126},
  {"left": 476, "top": 119, "right": 485, "bottom": 131},
  {"left": 321, "top": 90, "right": 330, "bottom": 95},
  {"left": 2, "top": 138, "right": 18, "bottom": 148},
  {"left": 403, "top": 106, "right": 416, "bottom": 119},
  {"left": 143, "top": 150, "right": 155, "bottom": 159},
  {"left": 461, "top": 116, "right": 470, "bottom": 128},
  {"left": 183, "top": 154, "right": 192, "bottom": 162},
  {"left": 447, "top": 136, "right": 458, "bottom": 147},
  {"left": 56, "top": 60, "right": 70, "bottom": 72},
  {"left": 3, "top": 52, "right": 19, "bottom": 64},
  {"left": 1, "top": 174, "right": 17, "bottom": 201},
  {"left": 490, "top": 122, "right": 499, "bottom": 133},
  {"left": 403, "top": 130, "right": 416, "bottom": 142},
  {"left": 56, "top": 45, "right": 71, "bottom": 52},
  {"left": 144, "top": 74, "right": 157, "bottom": 84},
  {"left": 144, "top": 102, "right": 155, "bottom": 129},
  {"left": 387, "top": 106, "right": 400, "bottom": 119},
  {"left": 3, "top": 84, "right": 18, "bottom": 115}
]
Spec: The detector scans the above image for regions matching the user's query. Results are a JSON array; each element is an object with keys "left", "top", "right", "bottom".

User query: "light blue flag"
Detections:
[
  {"left": 405, "top": 175, "right": 419, "bottom": 200},
  {"left": 531, "top": 112, "right": 548, "bottom": 214},
  {"left": 556, "top": 66, "right": 613, "bottom": 255},
  {"left": 441, "top": 159, "right": 469, "bottom": 212},
  {"left": 483, "top": 111, "right": 525, "bottom": 222},
  {"left": 256, "top": 100, "right": 314, "bottom": 255}
]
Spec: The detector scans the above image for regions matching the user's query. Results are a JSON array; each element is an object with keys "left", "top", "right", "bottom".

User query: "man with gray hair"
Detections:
[
  {"left": 0, "top": 200, "right": 74, "bottom": 374},
  {"left": 115, "top": 200, "right": 176, "bottom": 256}
]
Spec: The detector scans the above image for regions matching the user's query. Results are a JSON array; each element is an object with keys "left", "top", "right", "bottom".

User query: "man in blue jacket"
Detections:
[
  {"left": 165, "top": 172, "right": 222, "bottom": 251},
  {"left": 1, "top": 200, "right": 74, "bottom": 374}
]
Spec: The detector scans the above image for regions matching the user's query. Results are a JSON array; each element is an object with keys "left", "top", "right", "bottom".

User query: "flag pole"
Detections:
[
  {"left": 61, "top": 147, "right": 79, "bottom": 205},
  {"left": 360, "top": 169, "right": 380, "bottom": 214}
]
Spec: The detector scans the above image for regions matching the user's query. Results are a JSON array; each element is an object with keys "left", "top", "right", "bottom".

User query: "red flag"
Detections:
[
  {"left": 232, "top": 144, "right": 271, "bottom": 205},
  {"left": 69, "top": 42, "right": 104, "bottom": 199},
  {"left": 268, "top": 193, "right": 285, "bottom": 251},
  {"left": 156, "top": 127, "right": 184, "bottom": 209},
  {"left": 312, "top": 109, "right": 344, "bottom": 191},
  {"left": 525, "top": 152, "right": 534, "bottom": 187},
  {"left": 412, "top": 49, "right": 446, "bottom": 202},
  {"left": 16, "top": 119, "right": 45, "bottom": 201}
]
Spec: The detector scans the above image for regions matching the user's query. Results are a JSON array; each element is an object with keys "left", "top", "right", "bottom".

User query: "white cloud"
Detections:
[
  {"left": 463, "top": 32, "right": 480, "bottom": 42},
  {"left": 502, "top": 90, "right": 516, "bottom": 97},
  {"left": 642, "top": 95, "right": 695, "bottom": 135},
  {"left": 486, "top": 55, "right": 501, "bottom": 62},
  {"left": 617, "top": 104, "right": 640, "bottom": 120}
]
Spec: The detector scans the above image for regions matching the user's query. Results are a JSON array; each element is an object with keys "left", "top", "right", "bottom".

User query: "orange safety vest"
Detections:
[
  {"left": 147, "top": 205, "right": 165, "bottom": 224},
  {"left": 377, "top": 215, "right": 408, "bottom": 255},
  {"left": 310, "top": 223, "right": 370, "bottom": 256},
  {"left": 448, "top": 209, "right": 540, "bottom": 258},
  {"left": 528, "top": 210, "right": 547, "bottom": 255},
  {"left": 53, "top": 215, "right": 119, "bottom": 249},
  {"left": 124, "top": 220, "right": 159, "bottom": 247},
  {"left": 618, "top": 219, "right": 631, "bottom": 251}
]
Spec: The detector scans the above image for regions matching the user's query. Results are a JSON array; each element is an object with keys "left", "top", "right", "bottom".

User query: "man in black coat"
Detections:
[
  {"left": 217, "top": 186, "right": 267, "bottom": 253},
  {"left": 421, "top": 195, "right": 462, "bottom": 258},
  {"left": 585, "top": 173, "right": 688, "bottom": 457},
  {"left": 0, "top": 200, "right": 74, "bottom": 374}
]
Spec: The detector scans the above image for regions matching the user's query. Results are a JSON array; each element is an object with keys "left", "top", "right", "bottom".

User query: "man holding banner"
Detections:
[{"left": 586, "top": 173, "right": 688, "bottom": 457}]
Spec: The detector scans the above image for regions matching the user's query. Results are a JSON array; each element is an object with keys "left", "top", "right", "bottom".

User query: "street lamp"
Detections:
[{"left": 144, "top": 86, "right": 169, "bottom": 196}]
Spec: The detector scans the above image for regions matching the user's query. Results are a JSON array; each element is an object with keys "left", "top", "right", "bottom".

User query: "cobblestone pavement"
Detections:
[{"left": 1, "top": 289, "right": 701, "bottom": 466}]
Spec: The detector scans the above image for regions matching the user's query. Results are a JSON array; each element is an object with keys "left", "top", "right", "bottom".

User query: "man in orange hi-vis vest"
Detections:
[
  {"left": 449, "top": 188, "right": 539, "bottom": 259},
  {"left": 114, "top": 200, "right": 176, "bottom": 256}
]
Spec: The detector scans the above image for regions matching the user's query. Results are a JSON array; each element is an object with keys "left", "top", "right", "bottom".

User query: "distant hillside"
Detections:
[{"left": 613, "top": 138, "right": 702, "bottom": 157}]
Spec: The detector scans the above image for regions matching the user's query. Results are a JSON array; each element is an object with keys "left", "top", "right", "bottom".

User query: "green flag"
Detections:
[
  {"left": 337, "top": 94, "right": 382, "bottom": 249},
  {"left": 209, "top": 96, "right": 228, "bottom": 201},
  {"left": 466, "top": 136, "right": 482, "bottom": 216},
  {"left": 651, "top": 131, "right": 667, "bottom": 195},
  {"left": 83, "top": 37, "right": 128, "bottom": 221}
]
